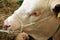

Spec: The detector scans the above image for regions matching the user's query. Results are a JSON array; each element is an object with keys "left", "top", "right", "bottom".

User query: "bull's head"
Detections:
[{"left": 3, "top": 0, "right": 60, "bottom": 31}]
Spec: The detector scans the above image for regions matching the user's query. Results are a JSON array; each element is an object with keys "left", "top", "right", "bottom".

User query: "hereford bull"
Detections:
[{"left": 3, "top": 0, "right": 60, "bottom": 40}]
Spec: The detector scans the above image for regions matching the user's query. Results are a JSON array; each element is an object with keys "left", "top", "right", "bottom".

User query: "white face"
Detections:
[
  {"left": 3, "top": 0, "right": 40, "bottom": 30},
  {"left": 3, "top": 0, "right": 60, "bottom": 31}
]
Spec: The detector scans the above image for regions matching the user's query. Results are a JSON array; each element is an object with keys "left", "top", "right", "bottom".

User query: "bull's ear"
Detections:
[{"left": 52, "top": 4, "right": 60, "bottom": 17}]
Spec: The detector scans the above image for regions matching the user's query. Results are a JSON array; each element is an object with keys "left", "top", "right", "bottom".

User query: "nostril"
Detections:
[
  {"left": 3, "top": 25, "right": 11, "bottom": 30},
  {"left": 5, "top": 25, "right": 10, "bottom": 28}
]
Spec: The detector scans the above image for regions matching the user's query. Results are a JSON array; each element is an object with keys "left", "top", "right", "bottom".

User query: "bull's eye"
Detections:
[
  {"left": 30, "top": 12, "right": 38, "bottom": 16},
  {"left": 53, "top": 4, "right": 60, "bottom": 16},
  {"left": 29, "top": 11, "right": 41, "bottom": 17}
]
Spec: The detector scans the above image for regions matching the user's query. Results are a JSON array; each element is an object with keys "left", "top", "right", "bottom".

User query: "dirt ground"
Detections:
[
  {"left": 0, "top": 0, "right": 20, "bottom": 40},
  {"left": 0, "top": 2, "right": 19, "bottom": 29}
]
